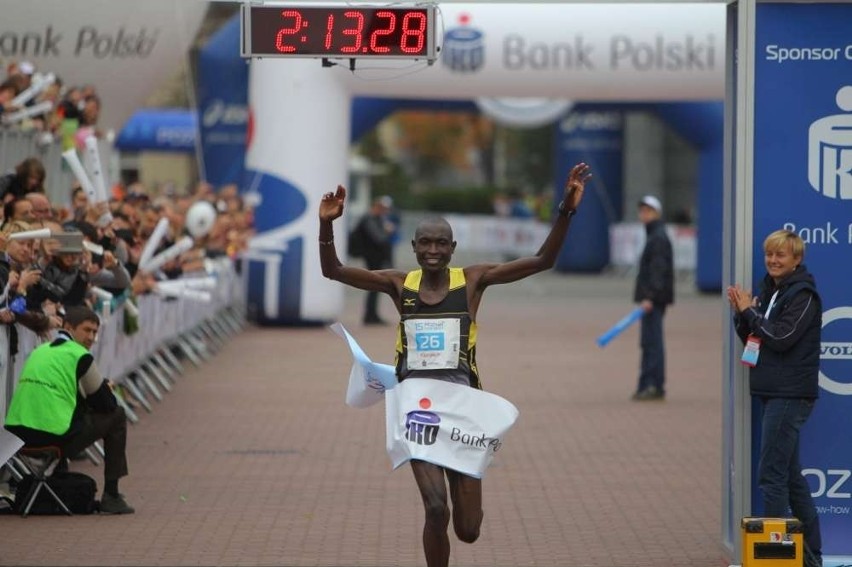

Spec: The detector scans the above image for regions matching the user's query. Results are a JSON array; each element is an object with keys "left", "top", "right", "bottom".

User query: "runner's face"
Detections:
[{"left": 412, "top": 224, "right": 455, "bottom": 272}]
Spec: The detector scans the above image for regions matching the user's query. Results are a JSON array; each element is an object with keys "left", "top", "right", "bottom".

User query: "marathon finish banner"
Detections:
[
  {"left": 752, "top": 3, "right": 852, "bottom": 557},
  {"left": 385, "top": 378, "right": 519, "bottom": 479}
]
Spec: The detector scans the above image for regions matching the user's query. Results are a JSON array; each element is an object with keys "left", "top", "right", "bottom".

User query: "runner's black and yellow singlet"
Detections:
[{"left": 395, "top": 268, "right": 481, "bottom": 389}]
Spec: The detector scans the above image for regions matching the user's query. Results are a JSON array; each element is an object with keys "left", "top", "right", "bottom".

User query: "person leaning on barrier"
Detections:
[
  {"left": 0, "top": 221, "right": 52, "bottom": 337},
  {"left": 319, "top": 162, "right": 591, "bottom": 567},
  {"left": 0, "top": 157, "right": 46, "bottom": 204},
  {"left": 35, "top": 231, "right": 131, "bottom": 307},
  {"left": 4, "top": 305, "right": 135, "bottom": 514}
]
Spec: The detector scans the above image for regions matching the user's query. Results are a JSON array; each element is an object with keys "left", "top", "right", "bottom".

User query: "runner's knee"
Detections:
[
  {"left": 454, "top": 523, "right": 480, "bottom": 544},
  {"left": 453, "top": 510, "right": 483, "bottom": 543},
  {"left": 423, "top": 500, "right": 450, "bottom": 529}
]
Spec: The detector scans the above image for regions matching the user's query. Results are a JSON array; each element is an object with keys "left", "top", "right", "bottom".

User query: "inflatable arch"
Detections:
[{"left": 243, "top": 3, "right": 725, "bottom": 324}]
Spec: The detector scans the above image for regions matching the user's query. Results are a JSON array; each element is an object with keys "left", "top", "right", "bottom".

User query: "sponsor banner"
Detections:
[
  {"left": 553, "top": 110, "right": 624, "bottom": 272},
  {"left": 385, "top": 378, "right": 519, "bottom": 479},
  {"left": 0, "top": 1, "right": 207, "bottom": 130},
  {"left": 753, "top": 3, "right": 852, "bottom": 555},
  {"left": 197, "top": 15, "right": 248, "bottom": 186},
  {"left": 330, "top": 323, "right": 518, "bottom": 477},
  {"left": 340, "top": 3, "right": 724, "bottom": 101},
  {"left": 114, "top": 108, "right": 195, "bottom": 152}
]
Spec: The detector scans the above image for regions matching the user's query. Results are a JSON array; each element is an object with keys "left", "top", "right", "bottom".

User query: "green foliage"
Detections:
[{"left": 418, "top": 186, "right": 497, "bottom": 214}]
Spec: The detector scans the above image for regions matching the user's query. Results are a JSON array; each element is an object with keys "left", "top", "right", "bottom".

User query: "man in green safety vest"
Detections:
[{"left": 5, "top": 305, "right": 134, "bottom": 514}]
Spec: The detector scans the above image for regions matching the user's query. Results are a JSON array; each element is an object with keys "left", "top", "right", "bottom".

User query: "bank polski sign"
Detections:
[
  {"left": 753, "top": 3, "right": 852, "bottom": 557},
  {"left": 341, "top": 3, "right": 724, "bottom": 100}
]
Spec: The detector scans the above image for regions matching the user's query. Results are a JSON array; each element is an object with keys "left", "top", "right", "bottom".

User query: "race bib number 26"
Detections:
[{"left": 404, "top": 318, "right": 461, "bottom": 370}]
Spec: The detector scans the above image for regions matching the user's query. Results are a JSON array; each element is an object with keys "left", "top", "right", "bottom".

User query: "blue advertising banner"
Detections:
[
  {"left": 753, "top": 2, "right": 852, "bottom": 558},
  {"left": 197, "top": 14, "right": 248, "bottom": 187},
  {"left": 115, "top": 109, "right": 196, "bottom": 153},
  {"left": 552, "top": 109, "right": 623, "bottom": 273}
]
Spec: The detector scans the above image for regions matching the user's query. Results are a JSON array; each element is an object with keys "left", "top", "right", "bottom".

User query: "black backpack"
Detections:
[
  {"left": 348, "top": 218, "right": 367, "bottom": 258},
  {"left": 14, "top": 471, "right": 98, "bottom": 515}
]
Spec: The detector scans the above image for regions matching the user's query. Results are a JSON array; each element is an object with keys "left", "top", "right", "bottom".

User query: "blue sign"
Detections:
[
  {"left": 754, "top": 3, "right": 852, "bottom": 557},
  {"left": 552, "top": 109, "right": 624, "bottom": 272},
  {"left": 115, "top": 109, "right": 196, "bottom": 153},
  {"left": 197, "top": 14, "right": 248, "bottom": 186}
]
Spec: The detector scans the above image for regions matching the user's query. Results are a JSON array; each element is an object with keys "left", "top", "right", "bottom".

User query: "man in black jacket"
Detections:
[
  {"left": 727, "top": 229, "right": 822, "bottom": 567},
  {"left": 632, "top": 195, "right": 674, "bottom": 401},
  {"left": 355, "top": 196, "right": 397, "bottom": 325}
]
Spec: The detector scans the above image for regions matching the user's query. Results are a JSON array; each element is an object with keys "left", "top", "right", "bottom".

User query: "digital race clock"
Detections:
[{"left": 240, "top": 3, "right": 438, "bottom": 61}]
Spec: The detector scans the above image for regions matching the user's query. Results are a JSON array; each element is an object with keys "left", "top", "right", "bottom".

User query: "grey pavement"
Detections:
[{"left": 0, "top": 269, "right": 730, "bottom": 567}]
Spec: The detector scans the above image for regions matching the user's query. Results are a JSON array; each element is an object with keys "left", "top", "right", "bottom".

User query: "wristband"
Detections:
[
  {"left": 557, "top": 201, "right": 576, "bottom": 217},
  {"left": 318, "top": 238, "right": 334, "bottom": 246}
]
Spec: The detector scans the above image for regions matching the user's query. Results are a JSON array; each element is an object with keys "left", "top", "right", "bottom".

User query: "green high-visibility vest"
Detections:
[{"left": 5, "top": 339, "right": 88, "bottom": 436}]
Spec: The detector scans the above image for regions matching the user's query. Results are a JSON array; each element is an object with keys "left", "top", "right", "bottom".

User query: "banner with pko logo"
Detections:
[
  {"left": 754, "top": 3, "right": 852, "bottom": 557},
  {"left": 385, "top": 378, "right": 519, "bottom": 479}
]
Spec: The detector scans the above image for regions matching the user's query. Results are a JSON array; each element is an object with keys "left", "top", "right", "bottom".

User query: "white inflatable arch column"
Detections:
[{"left": 244, "top": 59, "right": 350, "bottom": 324}]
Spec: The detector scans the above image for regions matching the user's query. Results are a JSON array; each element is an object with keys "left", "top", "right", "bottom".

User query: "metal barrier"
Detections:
[{"left": 0, "top": 258, "right": 246, "bottom": 424}]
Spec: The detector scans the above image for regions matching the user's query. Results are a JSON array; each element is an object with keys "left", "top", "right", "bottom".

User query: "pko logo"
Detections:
[
  {"left": 819, "top": 306, "right": 852, "bottom": 395},
  {"left": 442, "top": 13, "right": 484, "bottom": 73},
  {"left": 808, "top": 86, "right": 852, "bottom": 199},
  {"left": 405, "top": 404, "right": 440, "bottom": 446}
]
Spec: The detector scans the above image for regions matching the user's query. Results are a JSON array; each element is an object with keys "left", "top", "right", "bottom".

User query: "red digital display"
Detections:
[{"left": 241, "top": 4, "right": 437, "bottom": 60}]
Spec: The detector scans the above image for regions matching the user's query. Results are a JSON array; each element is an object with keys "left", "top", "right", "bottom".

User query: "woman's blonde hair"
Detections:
[
  {"left": 763, "top": 229, "right": 804, "bottom": 260},
  {"left": 1, "top": 220, "right": 33, "bottom": 238}
]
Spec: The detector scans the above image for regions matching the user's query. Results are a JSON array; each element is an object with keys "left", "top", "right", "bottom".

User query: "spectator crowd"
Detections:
[{"left": 0, "top": 59, "right": 255, "bottom": 404}]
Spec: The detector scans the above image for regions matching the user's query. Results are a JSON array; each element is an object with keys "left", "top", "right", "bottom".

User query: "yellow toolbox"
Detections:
[{"left": 741, "top": 517, "right": 803, "bottom": 567}]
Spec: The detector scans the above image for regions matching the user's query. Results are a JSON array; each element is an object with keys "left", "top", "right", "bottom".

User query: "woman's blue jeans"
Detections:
[{"left": 758, "top": 397, "right": 822, "bottom": 563}]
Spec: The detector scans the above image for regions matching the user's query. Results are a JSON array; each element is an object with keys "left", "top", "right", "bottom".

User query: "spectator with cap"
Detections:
[
  {"left": 17, "top": 61, "right": 35, "bottom": 89},
  {"left": 631, "top": 195, "right": 674, "bottom": 401},
  {"left": 37, "top": 231, "right": 130, "bottom": 307}
]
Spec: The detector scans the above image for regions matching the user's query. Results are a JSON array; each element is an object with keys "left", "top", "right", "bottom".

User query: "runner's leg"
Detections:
[
  {"left": 411, "top": 460, "right": 451, "bottom": 567},
  {"left": 447, "top": 469, "right": 483, "bottom": 543}
]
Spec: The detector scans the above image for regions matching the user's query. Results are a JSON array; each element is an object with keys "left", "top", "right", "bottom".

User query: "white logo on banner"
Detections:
[
  {"left": 202, "top": 99, "right": 248, "bottom": 128},
  {"left": 808, "top": 86, "right": 852, "bottom": 199},
  {"left": 819, "top": 306, "right": 852, "bottom": 395}
]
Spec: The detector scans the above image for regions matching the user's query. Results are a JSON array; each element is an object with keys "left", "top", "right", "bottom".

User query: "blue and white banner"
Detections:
[
  {"left": 754, "top": 3, "right": 852, "bottom": 556},
  {"left": 329, "top": 322, "right": 396, "bottom": 408},
  {"left": 332, "top": 324, "right": 519, "bottom": 478},
  {"left": 197, "top": 14, "right": 248, "bottom": 186},
  {"left": 552, "top": 109, "right": 624, "bottom": 272}
]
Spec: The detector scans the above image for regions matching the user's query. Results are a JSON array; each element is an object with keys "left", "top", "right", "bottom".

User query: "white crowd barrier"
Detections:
[
  {"left": 403, "top": 214, "right": 697, "bottom": 272},
  {"left": 1, "top": 258, "right": 246, "bottom": 423},
  {"left": 441, "top": 214, "right": 552, "bottom": 258},
  {"left": 609, "top": 222, "right": 697, "bottom": 272}
]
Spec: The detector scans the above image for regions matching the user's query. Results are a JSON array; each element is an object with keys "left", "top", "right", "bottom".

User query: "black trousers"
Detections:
[
  {"left": 8, "top": 406, "right": 129, "bottom": 483},
  {"left": 61, "top": 407, "right": 129, "bottom": 482}
]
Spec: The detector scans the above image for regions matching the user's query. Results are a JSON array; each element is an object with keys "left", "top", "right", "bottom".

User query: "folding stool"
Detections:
[{"left": 15, "top": 445, "right": 72, "bottom": 517}]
